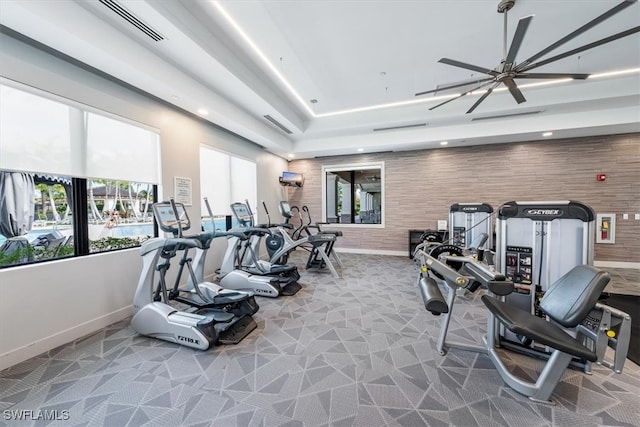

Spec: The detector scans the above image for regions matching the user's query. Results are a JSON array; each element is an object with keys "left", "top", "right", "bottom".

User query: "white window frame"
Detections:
[{"left": 321, "top": 161, "right": 385, "bottom": 229}]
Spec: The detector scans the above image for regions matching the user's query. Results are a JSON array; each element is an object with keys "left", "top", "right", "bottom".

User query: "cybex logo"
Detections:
[
  {"left": 255, "top": 288, "right": 273, "bottom": 295},
  {"left": 526, "top": 209, "right": 562, "bottom": 216},
  {"left": 178, "top": 335, "right": 200, "bottom": 345},
  {"left": 462, "top": 207, "right": 479, "bottom": 211}
]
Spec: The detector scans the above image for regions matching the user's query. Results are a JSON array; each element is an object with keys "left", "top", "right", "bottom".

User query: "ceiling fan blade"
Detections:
[
  {"left": 428, "top": 81, "right": 496, "bottom": 111},
  {"left": 505, "top": 15, "right": 533, "bottom": 65},
  {"left": 466, "top": 82, "right": 501, "bottom": 114},
  {"left": 415, "top": 77, "right": 494, "bottom": 97},
  {"left": 503, "top": 79, "right": 526, "bottom": 104},
  {"left": 438, "top": 58, "right": 498, "bottom": 76},
  {"left": 519, "top": 25, "right": 640, "bottom": 72},
  {"left": 516, "top": 72, "right": 590, "bottom": 79},
  {"left": 516, "top": 0, "right": 637, "bottom": 70}
]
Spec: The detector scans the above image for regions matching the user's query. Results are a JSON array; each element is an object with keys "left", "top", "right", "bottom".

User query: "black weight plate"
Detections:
[{"left": 427, "top": 244, "right": 465, "bottom": 280}]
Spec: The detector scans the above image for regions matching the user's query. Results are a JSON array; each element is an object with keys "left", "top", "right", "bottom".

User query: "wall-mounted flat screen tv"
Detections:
[{"left": 279, "top": 171, "right": 304, "bottom": 187}]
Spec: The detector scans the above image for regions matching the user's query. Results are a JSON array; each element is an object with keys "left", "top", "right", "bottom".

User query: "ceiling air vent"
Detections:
[
  {"left": 373, "top": 122, "right": 427, "bottom": 132},
  {"left": 99, "top": 0, "right": 164, "bottom": 42},
  {"left": 264, "top": 115, "right": 292, "bottom": 134},
  {"left": 472, "top": 110, "right": 543, "bottom": 121}
]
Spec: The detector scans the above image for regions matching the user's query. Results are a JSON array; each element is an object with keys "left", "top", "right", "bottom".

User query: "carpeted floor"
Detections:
[{"left": 1, "top": 253, "right": 639, "bottom": 426}]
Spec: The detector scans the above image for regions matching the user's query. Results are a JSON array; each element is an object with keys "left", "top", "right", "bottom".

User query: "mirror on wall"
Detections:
[{"left": 323, "top": 163, "right": 384, "bottom": 225}]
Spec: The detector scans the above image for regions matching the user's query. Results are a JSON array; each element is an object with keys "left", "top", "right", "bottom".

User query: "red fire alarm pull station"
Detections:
[{"left": 596, "top": 173, "right": 606, "bottom": 182}]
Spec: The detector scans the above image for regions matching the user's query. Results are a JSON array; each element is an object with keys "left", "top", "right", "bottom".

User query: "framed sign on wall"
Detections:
[{"left": 174, "top": 176, "right": 192, "bottom": 206}]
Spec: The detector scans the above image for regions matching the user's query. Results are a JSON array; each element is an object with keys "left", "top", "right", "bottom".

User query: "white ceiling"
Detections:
[{"left": 1, "top": 0, "right": 639, "bottom": 159}]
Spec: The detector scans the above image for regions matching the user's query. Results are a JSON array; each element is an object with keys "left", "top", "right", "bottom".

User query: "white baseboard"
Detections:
[
  {"left": 594, "top": 261, "right": 640, "bottom": 269},
  {"left": 0, "top": 305, "right": 132, "bottom": 371},
  {"left": 332, "top": 250, "right": 639, "bottom": 268},
  {"left": 334, "top": 247, "right": 408, "bottom": 257}
]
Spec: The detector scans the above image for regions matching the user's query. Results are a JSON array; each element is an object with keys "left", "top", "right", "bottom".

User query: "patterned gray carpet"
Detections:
[{"left": 1, "top": 253, "right": 639, "bottom": 426}]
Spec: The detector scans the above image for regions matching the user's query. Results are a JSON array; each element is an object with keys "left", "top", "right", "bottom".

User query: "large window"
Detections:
[
  {"left": 0, "top": 173, "right": 75, "bottom": 265},
  {"left": 87, "top": 179, "right": 155, "bottom": 253},
  {"left": 322, "top": 162, "right": 384, "bottom": 226},
  {"left": 200, "top": 145, "right": 257, "bottom": 230},
  {"left": 0, "top": 81, "right": 160, "bottom": 267}
]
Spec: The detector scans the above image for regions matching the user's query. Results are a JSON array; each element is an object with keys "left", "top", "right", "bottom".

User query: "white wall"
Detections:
[{"left": 0, "top": 32, "right": 288, "bottom": 370}]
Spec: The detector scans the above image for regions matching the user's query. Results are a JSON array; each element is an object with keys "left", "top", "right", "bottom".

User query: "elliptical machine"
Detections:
[
  {"left": 131, "top": 235, "right": 223, "bottom": 350},
  {"left": 221, "top": 201, "right": 302, "bottom": 294},
  {"left": 146, "top": 200, "right": 259, "bottom": 344},
  {"left": 201, "top": 199, "right": 300, "bottom": 297},
  {"left": 259, "top": 201, "right": 343, "bottom": 278},
  {"left": 279, "top": 202, "right": 344, "bottom": 273}
]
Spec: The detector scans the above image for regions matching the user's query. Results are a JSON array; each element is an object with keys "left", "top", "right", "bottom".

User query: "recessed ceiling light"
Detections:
[
  {"left": 440, "top": 141, "right": 448, "bottom": 146},
  {"left": 197, "top": 108, "right": 209, "bottom": 116},
  {"left": 542, "top": 132, "right": 553, "bottom": 137},
  {"left": 288, "top": 153, "right": 295, "bottom": 158},
  {"left": 357, "top": 148, "right": 364, "bottom": 152}
]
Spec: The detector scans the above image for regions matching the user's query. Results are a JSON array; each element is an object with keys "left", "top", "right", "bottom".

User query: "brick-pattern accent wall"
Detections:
[{"left": 287, "top": 133, "right": 639, "bottom": 262}]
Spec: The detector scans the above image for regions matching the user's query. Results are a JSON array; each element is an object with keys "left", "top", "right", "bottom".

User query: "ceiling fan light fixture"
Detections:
[{"left": 415, "top": 0, "right": 639, "bottom": 113}]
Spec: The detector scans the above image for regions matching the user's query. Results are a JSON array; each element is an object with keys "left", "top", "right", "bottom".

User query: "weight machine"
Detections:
[
  {"left": 495, "top": 200, "right": 597, "bottom": 366},
  {"left": 414, "top": 245, "right": 631, "bottom": 403}
]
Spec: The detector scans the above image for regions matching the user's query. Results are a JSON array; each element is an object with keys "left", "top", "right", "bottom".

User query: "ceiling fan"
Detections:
[{"left": 414, "top": 0, "right": 640, "bottom": 114}]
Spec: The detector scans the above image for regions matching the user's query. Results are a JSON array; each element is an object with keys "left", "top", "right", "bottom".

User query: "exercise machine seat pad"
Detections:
[
  {"left": 540, "top": 265, "right": 610, "bottom": 328},
  {"left": 481, "top": 295, "right": 597, "bottom": 362}
]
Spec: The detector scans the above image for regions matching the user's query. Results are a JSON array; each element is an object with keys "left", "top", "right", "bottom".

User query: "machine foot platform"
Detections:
[
  {"left": 281, "top": 282, "right": 302, "bottom": 296},
  {"left": 216, "top": 315, "right": 257, "bottom": 345}
]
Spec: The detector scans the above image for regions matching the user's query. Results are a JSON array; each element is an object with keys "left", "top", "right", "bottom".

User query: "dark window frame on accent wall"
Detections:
[{"left": 322, "top": 162, "right": 385, "bottom": 227}]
